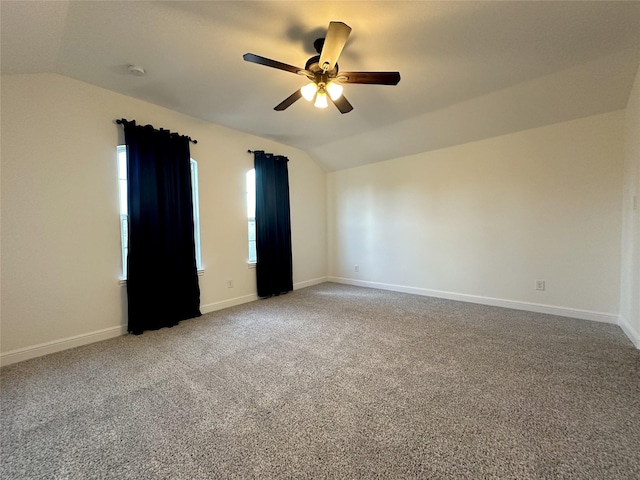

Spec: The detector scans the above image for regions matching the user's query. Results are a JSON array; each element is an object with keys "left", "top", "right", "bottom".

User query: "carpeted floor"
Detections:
[{"left": 1, "top": 283, "right": 639, "bottom": 479}]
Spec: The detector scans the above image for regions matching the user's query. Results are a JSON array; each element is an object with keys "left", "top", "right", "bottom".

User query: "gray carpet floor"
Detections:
[{"left": 1, "top": 282, "right": 639, "bottom": 479}]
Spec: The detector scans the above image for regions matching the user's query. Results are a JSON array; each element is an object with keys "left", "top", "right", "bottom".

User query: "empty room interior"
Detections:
[{"left": 1, "top": 1, "right": 639, "bottom": 478}]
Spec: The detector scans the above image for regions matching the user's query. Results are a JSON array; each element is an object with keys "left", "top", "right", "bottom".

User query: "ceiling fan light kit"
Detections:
[
  {"left": 314, "top": 89, "right": 329, "bottom": 109},
  {"left": 326, "top": 82, "right": 344, "bottom": 101},
  {"left": 300, "top": 80, "right": 343, "bottom": 105},
  {"left": 301, "top": 82, "right": 318, "bottom": 101},
  {"left": 243, "top": 21, "right": 400, "bottom": 114}
]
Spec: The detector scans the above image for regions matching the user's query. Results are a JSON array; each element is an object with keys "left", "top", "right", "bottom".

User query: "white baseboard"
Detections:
[
  {"left": 200, "top": 277, "right": 328, "bottom": 314},
  {"left": 4, "top": 276, "right": 631, "bottom": 367},
  {"left": 200, "top": 293, "right": 259, "bottom": 314},
  {"left": 328, "top": 277, "right": 620, "bottom": 325},
  {"left": 0, "top": 325, "right": 128, "bottom": 367},
  {"left": 294, "top": 276, "right": 328, "bottom": 290},
  {"left": 618, "top": 315, "right": 640, "bottom": 349},
  {"left": 2, "top": 279, "right": 330, "bottom": 367}
]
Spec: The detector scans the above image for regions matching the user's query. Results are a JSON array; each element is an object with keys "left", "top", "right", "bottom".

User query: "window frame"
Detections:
[{"left": 117, "top": 145, "right": 202, "bottom": 281}]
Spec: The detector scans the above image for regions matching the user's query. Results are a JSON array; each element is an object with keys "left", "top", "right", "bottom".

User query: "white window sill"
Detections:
[
  {"left": 248, "top": 262, "right": 256, "bottom": 269},
  {"left": 119, "top": 269, "right": 204, "bottom": 286}
]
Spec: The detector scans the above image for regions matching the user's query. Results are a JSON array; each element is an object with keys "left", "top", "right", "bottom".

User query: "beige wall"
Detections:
[
  {"left": 328, "top": 112, "right": 624, "bottom": 319},
  {"left": 1, "top": 73, "right": 327, "bottom": 359},
  {"left": 1, "top": 71, "right": 636, "bottom": 361},
  {"left": 620, "top": 64, "right": 640, "bottom": 347}
]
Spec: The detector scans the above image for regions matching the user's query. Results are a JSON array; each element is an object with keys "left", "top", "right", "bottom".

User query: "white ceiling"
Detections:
[{"left": 2, "top": 1, "right": 639, "bottom": 171}]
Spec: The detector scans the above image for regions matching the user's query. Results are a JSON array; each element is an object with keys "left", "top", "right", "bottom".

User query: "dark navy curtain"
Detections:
[
  {"left": 254, "top": 151, "right": 293, "bottom": 298},
  {"left": 123, "top": 120, "right": 201, "bottom": 334}
]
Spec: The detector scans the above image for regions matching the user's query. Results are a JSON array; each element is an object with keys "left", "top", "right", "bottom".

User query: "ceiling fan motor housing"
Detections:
[{"left": 305, "top": 55, "right": 338, "bottom": 82}]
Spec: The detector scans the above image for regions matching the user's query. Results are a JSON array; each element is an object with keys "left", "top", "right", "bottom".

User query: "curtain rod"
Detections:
[
  {"left": 247, "top": 150, "right": 289, "bottom": 162},
  {"left": 115, "top": 118, "right": 197, "bottom": 144}
]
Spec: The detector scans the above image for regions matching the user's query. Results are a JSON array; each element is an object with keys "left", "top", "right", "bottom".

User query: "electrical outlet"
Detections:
[
  {"left": 227, "top": 280, "right": 234, "bottom": 288},
  {"left": 354, "top": 265, "right": 359, "bottom": 272},
  {"left": 535, "top": 280, "right": 545, "bottom": 291}
]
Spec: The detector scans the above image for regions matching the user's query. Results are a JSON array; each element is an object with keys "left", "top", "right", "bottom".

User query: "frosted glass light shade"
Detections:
[
  {"left": 326, "top": 82, "right": 343, "bottom": 101},
  {"left": 300, "top": 82, "right": 317, "bottom": 101},
  {"left": 314, "top": 91, "right": 328, "bottom": 108}
]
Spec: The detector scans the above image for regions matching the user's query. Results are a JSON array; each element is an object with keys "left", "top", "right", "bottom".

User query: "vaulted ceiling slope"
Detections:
[{"left": 2, "top": 1, "right": 639, "bottom": 171}]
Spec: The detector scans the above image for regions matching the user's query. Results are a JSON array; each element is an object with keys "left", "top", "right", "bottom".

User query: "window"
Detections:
[
  {"left": 117, "top": 145, "right": 202, "bottom": 279},
  {"left": 190, "top": 160, "right": 202, "bottom": 270},
  {"left": 117, "top": 146, "right": 128, "bottom": 277},
  {"left": 246, "top": 168, "right": 257, "bottom": 264}
]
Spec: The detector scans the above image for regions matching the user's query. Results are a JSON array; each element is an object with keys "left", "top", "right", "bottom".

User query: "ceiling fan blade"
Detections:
[
  {"left": 337, "top": 71, "right": 401, "bottom": 85},
  {"left": 243, "top": 53, "right": 305, "bottom": 75},
  {"left": 330, "top": 95, "right": 354, "bottom": 114},
  {"left": 274, "top": 90, "right": 303, "bottom": 111},
  {"left": 319, "top": 21, "right": 351, "bottom": 72}
]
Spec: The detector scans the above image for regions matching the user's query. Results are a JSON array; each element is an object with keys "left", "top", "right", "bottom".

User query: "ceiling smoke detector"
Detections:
[{"left": 127, "top": 64, "right": 146, "bottom": 76}]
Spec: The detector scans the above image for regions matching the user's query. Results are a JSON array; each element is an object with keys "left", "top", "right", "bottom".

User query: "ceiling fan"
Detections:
[{"left": 243, "top": 21, "right": 401, "bottom": 114}]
